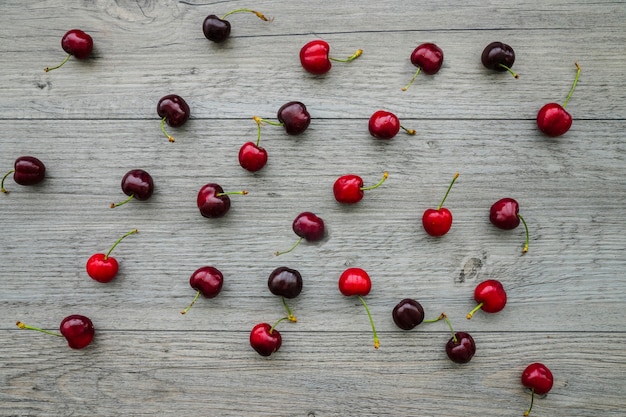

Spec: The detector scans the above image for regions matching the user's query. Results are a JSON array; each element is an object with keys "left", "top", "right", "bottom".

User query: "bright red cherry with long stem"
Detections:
[
  {"left": 157, "top": 95, "right": 190, "bottom": 142},
  {"left": 466, "top": 279, "right": 507, "bottom": 319},
  {"left": 299, "top": 39, "right": 362, "bottom": 75},
  {"left": 86, "top": 229, "right": 138, "bottom": 283},
  {"left": 422, "top": 172, "right": 459, "bottom": 237},
  {"left": 111, "top": 169, "right": 154, "bottom": 208},
  {"left": 197, "top": 183, "right": 247, "bottom": 218},
  {"left": 402, "top": 42, "right": 444, "bottom": 91},
  {"left": 481, "top": 41, "right": 518, "bottom": 78},
  {"left": 1, "top": 156, "right": 46, "bottom": 194},
  {"left": 203, "top": 8, "right": 271, "bottom": 43},
  {"left": 44, "top": 29, "right": 93, "bottom": 72},
  {"left": 250, "top": 317, "right": 289, "bottom": 357},
  {"left": 490, "top": 197, "right": 529, "bottom": 253},
  {"left": 338, "top": 268, "right": 379, "bottom": 349},
  {"left": 181, "top": 266, "right": 224, "bottom": 315},
  {"left": 537, "top": 62, "right": 581, "bottom": 137},
  {"left": 16, "top": 315, "right": 95, "bottom": 349},
  {"left": 333, "top": 171, "right": 388, "bottom": 204},
  {"left": 368, "top": 110, "right": 416, "bottom": 140},
  {"left": 275, "top": 211, "right": 325, "bottom": 256},
  {"left": 522, "top": 363, "right": 554, "bottom": 416}
]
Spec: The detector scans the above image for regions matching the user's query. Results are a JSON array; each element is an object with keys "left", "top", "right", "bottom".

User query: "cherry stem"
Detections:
[
  {"left": 401, "top": 125, "right": 416, "bottom": 135},
  {"left": 282, "top": 297, "right": 297, "bottom": 322},
  {"left": 180, "top": 290, "right": 200, "bottom": 315},
  {"left": 104, "top": 229, "right": 138, "bottom": 260},
  {"left": 215, "top": 190, "right": 248, "bottom": 197},
  {"left": 44, "top": 54, "right": 70, "bottom": 72},
  {"left": 401, "top": 67, "right": 421, "bottom": 91},
  {"left": 269, "top": 316, "right": 290, "bottom": 334},
  {"left": 358, "top": 295, "right": 379, "bottom": 349},
  {"left": 498, "top": 63, "right": 519, "bottom": 79},
  {"left": 110, "top": 193, "right": 135, "bottom": 209},
  {"left": 466, "top": 302, "right": 484, "bottom": 320},
  {"left": 518, "top": 214, "right": 529, "bottom": 254},
  {"left": 16, "top": 321, "right": 62, "bottom": 337},
  {"left": 221, "top": 8, "right": 272, "bottom": 22},
  {"left": 437, "top": 172, "right": 459, "bottom": 210},
  {"left": 160, "top": 117, "right": 175, "bottom": 142},
  {"left": 275, "top": 237, "right": 303, "bottom": 256},
  {"left": 329, "top": 49, "right": 363, "bottom": 63},
  {"left": 440, "top": 313, "right": 458, "bottom": 343},
  {"left": 524, "top": 387, "right": 535, "bottom": 416},
  {"left": 1, "top": 169, "right": 15, "bottom": 194},
  {"left": 562, "top": 62, "right": 581, "bottom": 108},
  {"left": 423, "top": 312, "right": 447, "bottom": 323},
  {"left": 360, "top": 171, "right": 389, "bottom": 191},
  {"left": 253, "top": 115, "right": 284, "bottom": 146}
]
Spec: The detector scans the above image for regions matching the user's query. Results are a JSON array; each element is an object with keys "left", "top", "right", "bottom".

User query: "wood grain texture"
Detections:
[{"left": 1, "top": 0, "right": 625, "bottom": 416}]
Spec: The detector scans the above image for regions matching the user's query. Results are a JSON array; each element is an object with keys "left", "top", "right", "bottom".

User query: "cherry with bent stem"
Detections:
[
  {"left": 249, "top": 317, "right": 290, "bottom": 357},
  {"left": 466, "top": 279, "right": 507, "bottom": 319},
  {"left": 268, "top": 267, "right": 302, "bottom": 322},
  {"left": 275, "top": 211, "right": 325, "bottom": 256},
  {"left": 481, "top": 41, "right": 518, "bottom": 78},
  {"left": 422, "top": 172, "right": 459, "bottom": 237},
  {"left": 197, "top": 183, "right": 248, "bottom": 218},
  {"left": 1, "top": 156, "right": 46, "bottom": 194},
  {"left": 111, "top": 169, "right": 154, "bottom": 208},
  {"left": 86, "top": 229, "right": 138, "bottom": 283},
  {"left": 333, "top": 171, "right": 388, "bottom": 204},
  {"left": 180, "top": 266, "right": 224, "bottom": 315},
  {"left": 203, "top": 9, "right": 272, "bottom": 43},
  {"left": 536, "top": 62, "right": 581, "bottom": 137},
  {"left": 16, "top": 315, "right": 94, "bottom": 349},
  {"left": 299, "top": 40, "right": 362, "bottom": 75},
  {"left": 338, "top": 268, "right": 379, "bottom": 349},
  {"left": 44, "top": 29, "right": 93, "bottom": 72},
  {"left": 402, "top": 42, "right": 444, "bottom": 91},
  {"left": 368, "top": 110, "right": 416, "bottom": 140},
  {"left": 522, "top": 362, "right": 554, "bottom": 416},
  {"left": 490, "top": 197, "right": 530, "bottom": 253}
]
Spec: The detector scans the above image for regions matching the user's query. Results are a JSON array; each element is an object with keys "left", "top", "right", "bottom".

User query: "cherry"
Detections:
[
  {"left": 368, "top": 110, "right": 416, "bottom": 140},
  {"left": 522, "top": 363, "right": 554, "bottom": 416},
  {"left": 238, "top": 141, "right": 268, "bottom": 172},
  {"left": 402, "top": 42, "right": 444, "bottom": 91},
  {"left": 16, "top": 314, "right": 94, "bottom": 349},
  {"left": 1, "top": 156, "right": 46, "bottom": 194},
  {"left": 445, "top": 331, "right": 476, "bottom": 364},
  {"left": 250, "top": 319, "right": 285, "bottom": 357},
  {"left": 422, "top": 172, "right": 459, "bottom": 237},
  {"left": 338, "top": 268, "right": 379, "bottom": 349},
  {"left": 197, "top": 183, "right": 247, "bottom": 218},
  {"left": 203, "top": 9, "right": 271, "bottom": 43},
  {"left": 537, "top": 62, "right": 581, "bottom": 137},
  {"left": 490, "top": 197, "right": 530, "bottom": 254},
  {"left": 86, "top": 229, "right": 138, "bottom": 283},
  {"left": 333, "top": 171, "right": 388, "bottom": 204},
  {"left": 44, "top": 29, "right": 93, "bottom": 72},
  {"left": 157, "top": 94, "right": 190, "bottom": 142},
  {"left": 481, "top": 41, "right": 518, "bottom": 78},
  {"left": 110, "top": 169, "right": 154, "bottom": 208},
  {"left": 392, "top": 299, "right": 425, "bottom": 330},
  {"left": 299, "top": 39, "right": 362, "bottom": 75},
  {"left": 466, "top": 279, "right": 507, "bottom": 319},
  {"left": 181, "top": 266, "right": 224, "bottom": 315},
  {"left": 275, "top": 211, "right": 325, "bottom": 256},
  {"left": 254, "top": 101, "right": 311, "bottom": 135},
  {"left": 268, "top": 266, "right": 303, "bottom": 322}
]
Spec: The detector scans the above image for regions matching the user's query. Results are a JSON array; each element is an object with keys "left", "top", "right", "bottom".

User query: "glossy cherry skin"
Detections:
[
  {"left": 410, "top": 43, "right": 444, "bottom": 75},
  {"left": 197, "top": 183, "right": 231, "bottom": 218},
  {"left": 203, "top": 15, "right": 231, "bottom": 43},
  {"left": 522, "top": 363, "right": 554, "bottom": 395},
  {"left": 333, "top": 175, "right": 364, "bottom": 204},
  {"left": 86, "top": 253, "right": 118, "bottom": 283},
  {"left": 481, "top": 41, "right": 515, "bottom": 72},
  {"left": 238, "top": 142, "right": 268, "bottom": 172},
  {"left": 536, "top": 103, "right": 572, "bottom": 137},
  {"left": 490, "top": 197, "right": 521, "bottom": 230},
  {"left": 60, "top": 315, "right": 94, "bottom": 349},
  {"left": 338, "top": 267, "right": 371, "bottom": 297},
  {"left": 250, "top": 323, "right": 282, "bottom": 356},
  {"left": 300, "top": 40, "right": 332, "bottom": 75},
  {"left": 474, "top": 279, "right": 507, "bottom": 313},
  {"left": 445, "top": 331, "right": 476, "bottom": 364},
  {"left": 13, "top": 156, "right": 46, "bottom": 186},
  {"left": 292, "top": 212, "right": 325, "bottom": 241},
  {"left": 422, "top": 208, "right": 453, "bottom": 237},
  {"left": 392, "top": 299, "right": 425, "bottom": 330},
  {"left": 190, "top": 266, "right": 224, "bottom": 298},
  {"left": 61, "top": 29, "right": 93, "bottom": 59},
  {"left": 268, "top": 267, "right": 303, "bottom": 299},
  {"left": 157, "top": 95, "right": 190, "bottom": 128},
  {"left": 277, "top": 101, "right": 311, "bottom": 135},
  {"left": 368, "top": 110, "right": 400, "bottom": 140},
  {"left": 121, "top": 169, "right": 154, "bottom": 200}
]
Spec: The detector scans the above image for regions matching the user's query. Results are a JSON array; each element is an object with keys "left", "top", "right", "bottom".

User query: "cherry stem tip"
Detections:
[
  {"left": 437, "top": 172, "right": 459, "bottom": 210},
  {"left": 358, "top": 295, "right": 379, "bottom": 349},
  {"left": 1, "top": 169, "right": 15, "bottom": 193},
  {"left": 518, "top": 214, "right": 529, "bottom": 254},
  {"left": 160, "top": 117, "right": 175, "bottom": 142},
  {"left": 222, "top": 9, "right": 273, "bottom": 22},
  {"left": 275, "top": 237, "right": 303, "bottom": 256},
  {"left": 402, "top": 67, "right": 422, "bottom": 91},
  {"left": 105, "top": 228, "right": 138, "bottom": 259},
  {"left": 466, "top": 302, "right": 484, "bottom": 319},
  {"left": 360, "top": 171, "right": 389, "bottom": 191},
  {"left": 562, "top": 61, "right": 581, "bottom": 108},
  {"left": 181, "top": 290, "right": 201, "bottom": 315},
  {"left": 44, "top": 54, "right": 70, "bottom": 72},
  {"left": 282, "top": 297, "right": 297, "bottom": 322}
]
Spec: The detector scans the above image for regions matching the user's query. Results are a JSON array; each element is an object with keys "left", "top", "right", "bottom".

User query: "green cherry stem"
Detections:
[
  {"left": 216, "top": 190, "right": 248, "bottom": 198},
  {"left": 104, "top": 229, "right": 138, "bottom": 260},
  {"left": 282, "top": 297, "right": 297, "bottom": 322},
  {"left": 1, "top": 169, "right": 15, "bottom": 194},
  {"left": 466, "top": 302, "right": 484, "bottom": 320},
  {"left": 498, "top": 63, "right": 519, "bottom": 79},
  {"left": 437, "top": 172, "right": 459, "bottom": 210},
  {"left": 518, "top": 214, "right": 530, "bottom": 254},
  {"left": 221, "top": 8, "right": 272, "bottom": 22},
  {"left": 423, "top": 312, "right": 447, "bottom": 324},
  {"left": 562, "top": 62, "right": 581, "bottom": 108},
  {"left": 401, "top": 67, "right": 421, "bottom": 91},
  {"left": 358, "top": 295, "right": 380, "bottom": 349},
  {"left": 329, "top": 49, "right": 363, "bottom": 63},
  {"left": 360, "top": 171, "right": 389, "bottom": 192},
  {"left": 401, "top": 125, "right": 416, "bottom": 135},
  {"left": 269, "top": 316, "right": 290, "bottom": 334},
  {"left": 16, "top": 321, "right": 62, "bottom": 337},
  {"left": 440, "top": 313, "right": 458, "bottom": 343},
  {"left": 275, "top": 237, "right": 303, "bottom": 256},
  {"left": 110, "top": 193, "right": 135, "bottom": 208},
  {"left": 253, "top": 115, "right": 284, "bottom": 146},
  {"left": 160, "top": 117, "right": 175, "bottom": 142},
  {"left": 524, "top": 387, "right": 535, "bottom": 416},
  {"left": 44, "top": 54, "right": 70, "bottom": 73},
  {"left": 180, "top": 290, "right": 201, "bottom": 315}
]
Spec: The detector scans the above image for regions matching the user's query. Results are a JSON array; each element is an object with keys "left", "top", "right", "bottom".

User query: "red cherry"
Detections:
[
  {"left": 250, "top": 322, "right": 282, "bottom": 357},
  {"left": 338, "top": 268, "right": 379, "bottom": 349},
  {"left": 522, "top": 363, "right": 554, "bottom": 416},
  {"left": 1, "top": 156, "right": 46, "bottom": 194},
  {"left": 333, "top": 171, "right": 388, "bottom": 204},
  {"left": 197, "top": 183, "right": 247, "bottom": 218},
  {"left": 490, "top": 197, "right": 530, "bottom": 253},
  {"left": 422, "top": 172, "right": 459, "bottom": 237},
  {"left": 16, "top": 314, "right": 95, "bottom": 350},
  {"left": 181, "top": 266, "right": 224, "bottom": 315},
  {"left": 299, "top": 39, "right": 362, "bottom": 75},
  {"left": 44, "top": 29, "right": 93, "bottom": 72},
  {"left": 239, "top": 141, "right": 268, "bottom": 172},
  {"left": 402, "top": 42, "right": 444, "bottom": 91},
  {"left": 368, "top": 110, "right": 415, "bottom": 140},
  {"left": 110, "top": 169, "right": 154, "bottom": 208},
  {"left": 466, "top": 279, "right": 507, "bottom": 319},
  {"left": 86, "top": 229, "right": 138, "bottom": 283},
  {"left": 275, "top": 211, "right": 325, "bottom": 256},
  {"left": 537, "top": 62, "right": 581, "bottom": 137}
]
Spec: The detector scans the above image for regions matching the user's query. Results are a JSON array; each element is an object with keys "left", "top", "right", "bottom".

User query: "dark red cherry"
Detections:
[
  {"left": 368, "top": 110, "right": 415, "bottom": 140},
  {"left": 402, "top": 43, "right": 443, "bottom": 90},
  {"left": 268, "top": 267, "right": 303, "bottom": 299},
  {"left": 277, "top": 101, "right": 311, "bottom": 135},
  {"left": 276, "top": 212, "right": 325, "bottom": 256},
  {"left": 392, "top": 299, "right": 425, "bottom": 330},
  {"left": 1, "top": 156, "right": 46, "bottom": 193},
  {"left": 197, "top": 183, "right": 247, "bottom": 218},
  {"left": 44, "top": 29, "right": 93, "bottom": 72},
  {"left": 481, "top": 42, "right": 518, "bottom": 78},
  {"left": 250, "top": 322, "right": 282, "bottom": 356},
  {"left": 238, "top": 141, "right": 268, "bottom": 172},
  {"left": 16, "top": 315, "right": 95, "bottom": 350},
  {"left": 203, "top": 9, "right": 270, "bottom": 43},
  {"left": 157, "top": 94, "right": 190, "bottom": 142},
  {"left": 181, "top": 266, "right": 224, "bottom": 314},
  {"left": 111, "top": 169, "right": 154, "bottom": 208},
  {"left": 333, "top": 172, "right": 388, "bottom": 204},
  {"left": 445, "top": 331, "right": 476, "bottom": 364},
  {"left": 522, "top": 362, "right": 554, "bottom": 416},
  {"left": 299, "top": 39, "right": 362, "bottom": 75},
  {"left": 490, "top": 197, "right": 529, "bottom": 253},
  {"left": 537, "top": 62, "right": 581, "bottom": 137}
]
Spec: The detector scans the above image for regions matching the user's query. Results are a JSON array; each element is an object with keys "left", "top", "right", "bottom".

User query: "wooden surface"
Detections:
[{"left": 1, "top": 1, "right": 625, "bottom": 416}]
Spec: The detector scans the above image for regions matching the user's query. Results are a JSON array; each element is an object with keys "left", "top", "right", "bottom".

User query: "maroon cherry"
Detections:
[
  {"left": 522, "top": 363, "right": 554, "bottom": 416},
  {"left": 490, "top": 197, "right": 530, "bottom": 253},
  {"left": 299, "top": 39, "right": 362, "bottom": 75},
  {"left": 86, "top": 229, "right": 138, "bottom": 283},
  {"left": 481, "top": 41, "right": 518, "bottom": 78},
  {"left": 181, "top": 266, "right": 224, "bottom": 315},
  {"left": 422, "top": 172, "right": 459, "bottom": 237},
  {"left": 445, "top": 331, "right": 476, "bottom": 364},
  {"left": 44, "top": 29, "right": 93, "bottom": 72},
  {"left": 368, "top": 110, "right": 415, "bottom": 140},
  {"left": 157, "top": 94, "right": 190, "bottom": 142},
  {"left": 111, "top": 169, "right": 154, "bottom": 208},
  {"left": 250, "top": 321, "right": 283, "bottom": 357},
  {"left": 275, "top": 211, "right": 325, "bottom": 256},
  {"left": 254, "top": 101, "right": 311, "bottom": 136},
  {"left": 333, "top": 171, "right": 388, "bottom": 204},
  {"left": 1, "top": 156, "right": 46, "bottom": 194},
  {"left": 392, "top": 299, "right": 425, "bottom": 330},
  {"left": 466, "top": 279, "right": 507, "bottom": 319},
  {"left": 238, "top": 141, "right": 268, "bottom": 172},
  {"left": 537, "top": 62, "right": 581, "bottom": 137},
  {"left": 16, "top": 314, "right": 95, "bottom": 349},
  {"left": 338, "top": 268, "right": 379, "bottom": 349},
  {"left": 402, "top": 42, "right": 444, "bottom": 91},
  {"left": 268, "top": 266, "right": 303, "bottom": 322},
  {"left": 203, "top": 9, "right": 271, "bottom": 43},
  {"left": 197, "top": 183, "right": 247, "bottom": 218}
]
